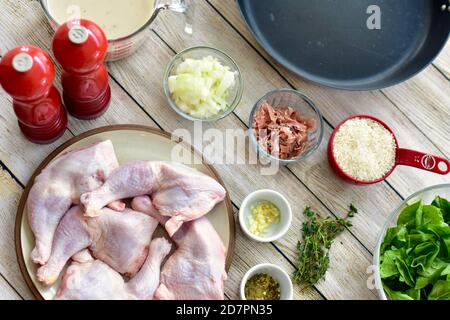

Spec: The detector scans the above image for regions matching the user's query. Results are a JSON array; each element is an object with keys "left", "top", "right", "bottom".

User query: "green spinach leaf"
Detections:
[
  {"left": 432, "top": 196, "right": 450, "bottom": 223},
  {"left": 397, "top": 200, "right": 423, "bottom": 229},
  {"left": 415, "top": 258, "right": 448, "bottom": 290},
  {"left": 380, "top": 250, "right": 400, "bottom": 279},
  {"left": 380, "top": 196, "right": 450, "bottom": 300},
  {"left": 428, "top": 280, "right": 450, "bottom": 300}
]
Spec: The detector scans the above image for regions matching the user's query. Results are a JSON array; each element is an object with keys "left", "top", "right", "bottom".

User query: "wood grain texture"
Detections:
[
  {"left": 0, "top": 0, "right": 324, "bottom": 299},
  {"left": 0, "top": 166, "right": 33, "bottom": 300},
  {"left": 382, "top": 67, "right": 450, "bottom": 156},
  {"left": 434, "top": 41, "right": 450, "bottom": 79},
  {"left": 205, "top": 0, "right": 450, "bottom": 238},
  {"left": 106, "top": 31, "right": 377, "bottom": 299},
  {"left": 0, "top": 0, "right": 447, "bottom": 301},
  {"left": 226, "top": 206, "right": 322, "bottom": 300},
  {"left": 207, "top": 0, "right": 449, "bottom": 155},
  {"left": 208, "top": 0, "right": 450, "bottom": 158},
  {"left": 0, "top": 276, "right": 22, "bottom": 300},
  {"left": 154, "top": 0, "right": 449, "bottom": 252}
]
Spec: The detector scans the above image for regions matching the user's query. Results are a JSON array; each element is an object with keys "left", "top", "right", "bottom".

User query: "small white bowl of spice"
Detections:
[
  {"left": 240, "top": 263, "right": 293, "bottom": 300},
  {"left": 239, "top": 189, "right": 292, "bottom": 242}
]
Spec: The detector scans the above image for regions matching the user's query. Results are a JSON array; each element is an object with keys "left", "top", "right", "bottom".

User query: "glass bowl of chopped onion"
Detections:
[
  {"left": 163, "top": 46, "right": 244, "bottom": 122},
  {"left": 249, "top": 89, "right": 324, "bottom": 165}
]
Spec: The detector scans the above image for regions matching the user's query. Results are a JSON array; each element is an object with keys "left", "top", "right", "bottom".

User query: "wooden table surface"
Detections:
[{"left": 0, "top": 0, "right": 449, "bottom": 300}]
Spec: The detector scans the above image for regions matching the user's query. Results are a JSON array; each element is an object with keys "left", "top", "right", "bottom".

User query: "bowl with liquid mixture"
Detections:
[{"left": 40, "top": 0, "right": 193, "bottom": 61}]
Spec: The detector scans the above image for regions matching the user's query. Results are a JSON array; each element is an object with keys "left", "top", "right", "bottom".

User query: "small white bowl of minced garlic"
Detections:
[{"left": 239, "top": 189, "right": 292, "bottom": 242}]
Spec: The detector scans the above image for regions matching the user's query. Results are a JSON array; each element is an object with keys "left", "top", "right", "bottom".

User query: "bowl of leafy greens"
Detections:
[{"left": 374, "top": 184, "right": 450, "bottom": 300}]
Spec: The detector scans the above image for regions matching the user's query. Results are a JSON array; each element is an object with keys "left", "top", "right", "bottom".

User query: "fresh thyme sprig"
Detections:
[{"left": 293, "top": 204, "right": 358, "bottom": 285}]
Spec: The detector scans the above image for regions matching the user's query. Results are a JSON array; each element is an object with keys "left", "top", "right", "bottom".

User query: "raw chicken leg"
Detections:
[
  {"left": 27, "top": 140, "right": 119, "bottom": 265},
  {"left": 37, "top": 206, "right": 158, "bottom": 286},
  {"left": 132, "top": 196, "right": 227, "bottom": 300},
  {"left": 81, "top": 161, "right": 226, "bottom": 236},
  {"left": 55, "top": 238, "right": 172, "bottom": 300}
]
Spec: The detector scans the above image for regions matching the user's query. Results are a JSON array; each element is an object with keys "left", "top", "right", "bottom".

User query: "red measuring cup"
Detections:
[{"left": 328, "top": 115, "right": 450, "bottom": 185}]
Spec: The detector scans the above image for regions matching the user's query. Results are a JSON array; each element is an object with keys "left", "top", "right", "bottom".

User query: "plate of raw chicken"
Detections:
[{"left": 15, "top": 125, "right": 235, "bottom": 300}]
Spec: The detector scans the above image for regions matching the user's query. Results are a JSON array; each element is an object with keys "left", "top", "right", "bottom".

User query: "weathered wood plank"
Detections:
[
  {"left": 153, "top": 0, "right": 446, "bottom": 253},
  {"left": 0, "top": 81, "right": 159, "bottom": 183},
  {"left": 106, "top": 31, "right": 377, "bottom": 299},
  {"left": 0, "top": 79, "right": 319, "bottom": 301},
  {"left": 0, "top": 276, "right": 22, "bottom": 300},
  {"left": 0, "top": 166, "right": 34, "bottom": 300},
  {"left": 69, "top": 85, "right": 322, "bottom": 299},
  {"left": 434, "top": 41, "right": 450, "bottom": 79},
  {"left": 0, "top": 77, "right": 317, "bottom": 301},
  {"left": 382, "top": 67, "right": 450, "bottom": 156},
  {"left": 152, "top": 3, "right": 385, "bottom": 253},
  {"left": 207, "top": 0, "right": 450, "bottom": 158},
  {"left": 0, "top": 0, "right": 406, "bottom": 259},
  {"left": 202, "top": 0, "right": 450, "bottom": 239},
  {"left": 226, "top": 207, "right": 322, "bottom": 300},
  {"left": 0, "top": 0, "right": 376, "bottom": 300},
  {"left": 208, "top": 0, "right": 449, "bottom": 155},
  {"left": 0, "top": 0, "right": 324, "bottom": 299},
  {"left": 5, "top": 0, "right": 448, "bottom": 300}
]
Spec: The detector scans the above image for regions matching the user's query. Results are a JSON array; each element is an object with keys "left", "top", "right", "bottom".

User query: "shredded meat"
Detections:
[{"left": 252, "top": 102, "right": 316, "bottom": 160}]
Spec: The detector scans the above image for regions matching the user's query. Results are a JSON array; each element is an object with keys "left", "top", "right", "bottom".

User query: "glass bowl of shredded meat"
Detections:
[{"left": 249, "top": 89, "right": 324, "bottom": 165}]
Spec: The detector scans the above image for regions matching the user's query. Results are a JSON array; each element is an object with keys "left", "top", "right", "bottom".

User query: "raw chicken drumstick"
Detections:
[
  {"left": 132, "top": 196, "right": 227, "bottom": 300},
  {"left": 55, "top": 238, "right": 172, "bottom": 300},
  {"left": 27, "top": 140, "right": 121, "bottom": 265},
  {"left": 37, "top": 206, "right": 158, "bottom": 286},
  {"left": 81, "top": 161, "right": 226, "bottom": 236}
]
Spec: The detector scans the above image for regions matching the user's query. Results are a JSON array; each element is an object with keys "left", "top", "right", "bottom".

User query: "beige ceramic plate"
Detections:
[{"left": 15, "top": 125, "right": 235, "bottom": 300}]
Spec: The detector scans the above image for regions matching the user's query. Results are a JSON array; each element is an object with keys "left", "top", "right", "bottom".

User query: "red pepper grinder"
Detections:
[
  {"left": 52, "top": 19, "right": 111, "bottom": 120},
  {"left": 0, "top": 46, "right": 67, "bottom": 144}
]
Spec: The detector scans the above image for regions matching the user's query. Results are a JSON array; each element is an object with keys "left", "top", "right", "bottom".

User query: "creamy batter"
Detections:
[{"left": 47, "top": 0, "right": 155, "bottom": 40}]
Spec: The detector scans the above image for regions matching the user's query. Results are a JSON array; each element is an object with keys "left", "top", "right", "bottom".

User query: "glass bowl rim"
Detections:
[
  {"left": 163, "top": 45, "right": 244, "bottom": 122},
  {"left": 248, "top": 88, "right": 324, "bottom": 164},
  {"left": 373, "top": 183, "right": 450, "bottom": 300},
  {"left": 39, "top": 0, "right": 159, "bottom": 42}
]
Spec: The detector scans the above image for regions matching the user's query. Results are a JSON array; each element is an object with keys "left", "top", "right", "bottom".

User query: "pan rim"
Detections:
[{"left": 236, "top": 0, "right": 450, "bottom": 90}]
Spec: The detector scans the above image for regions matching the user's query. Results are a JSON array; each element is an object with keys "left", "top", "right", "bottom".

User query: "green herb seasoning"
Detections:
[
  {"left": 244, "top": 273, "right": 281, "bottom": 300},
  {"left": 293, "top": 204, "right": 357, "bottom": 285}
]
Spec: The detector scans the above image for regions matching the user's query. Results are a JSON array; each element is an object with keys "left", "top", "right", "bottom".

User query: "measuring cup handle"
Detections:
[
  {"left": 157, "top": 0, "right": 194, "bottom": 34},
  {"left": 396, "top": 148, "right": 450, "bottom": 175}
]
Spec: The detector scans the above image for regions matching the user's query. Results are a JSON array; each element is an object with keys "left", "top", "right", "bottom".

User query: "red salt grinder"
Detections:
[
  {"left": 0, "top": 46, "right": 67, "bottom": 144},
  {"left": 52, "top": 19, "right": 111, "bottom": 120}
]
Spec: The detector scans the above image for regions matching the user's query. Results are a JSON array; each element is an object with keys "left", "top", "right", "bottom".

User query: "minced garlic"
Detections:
[
  {"left": 248, "top": 201, "right": 280, "bottom": 236},
  {"left": 333, "top": 118, "right": 396, "bottom": 182}
]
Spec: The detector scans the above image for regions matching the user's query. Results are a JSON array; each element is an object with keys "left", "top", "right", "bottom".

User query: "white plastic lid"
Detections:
[
  {"left": 12, "top": 53, "right": 33, "bottom": 73},
  {"left": 68, "top": 25, "right": 89, "bottom": 44}
]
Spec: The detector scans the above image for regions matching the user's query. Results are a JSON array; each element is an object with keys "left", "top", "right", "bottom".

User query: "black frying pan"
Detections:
[{"left": 237, "top": 0, "right": 450, "bottom": 90}]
